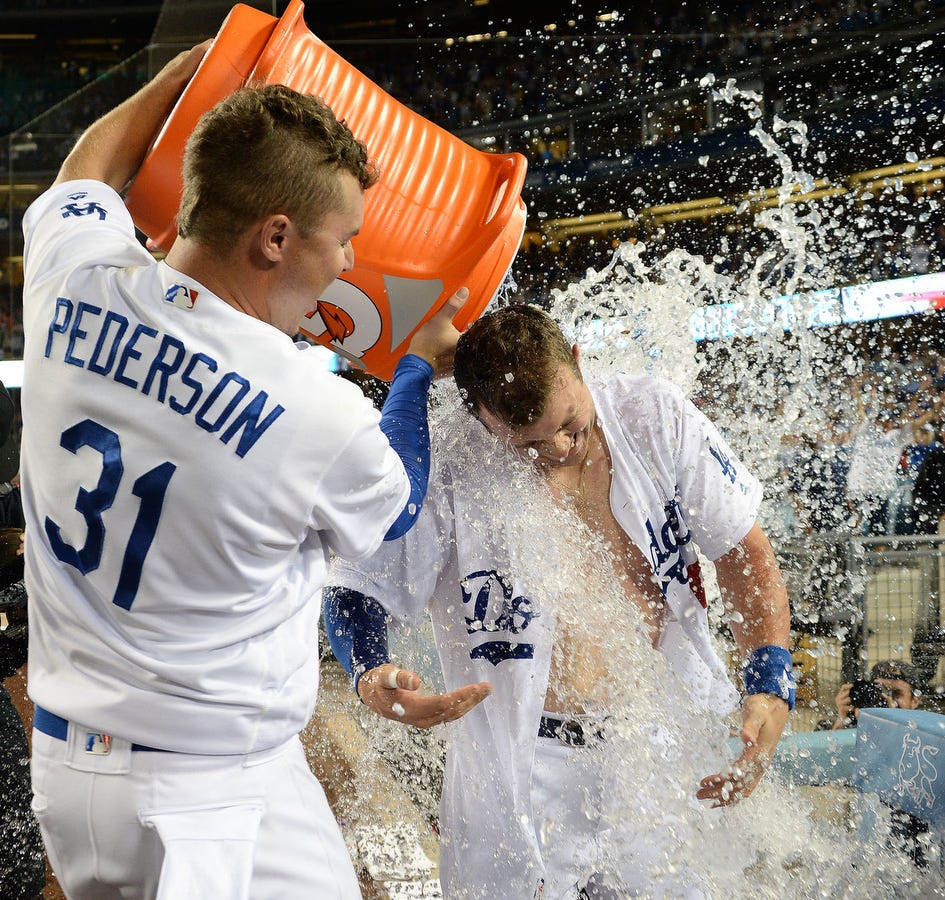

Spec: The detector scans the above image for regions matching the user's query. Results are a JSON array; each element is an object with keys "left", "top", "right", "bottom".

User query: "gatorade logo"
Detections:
[
  {"left": 304, "top": 281, "right": 382, "bottom": 360},
  {"left": 314, "top": 300, "right": 355, "bottom": 344},
  {"left": 301, "top": 274, "right": 444, "bottom": 367}
]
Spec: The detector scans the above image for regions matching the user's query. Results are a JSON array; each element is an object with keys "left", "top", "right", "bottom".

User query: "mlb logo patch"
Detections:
[
  {"left": 84, "top": 732, "right": 112, "bottom": 755},
  {"left": 164, "top": 283, "right": 199, "bottom": 310}
]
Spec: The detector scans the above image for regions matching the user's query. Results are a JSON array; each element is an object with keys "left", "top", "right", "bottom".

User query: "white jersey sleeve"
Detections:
[
  {"left": 600, "top": 375, "right": 762, "bottom": 560},
  {"left": 308, "top": 388, "right": 411, "bottom": 561},
  {"left": 23, "top": 179, "right": 153, "bottom": 280},
  {"left": 667, "top": 382, "right": 762, "bottom": 559},
  {"left": 328, "top": 464, "right": 455, "bottom": 624}
]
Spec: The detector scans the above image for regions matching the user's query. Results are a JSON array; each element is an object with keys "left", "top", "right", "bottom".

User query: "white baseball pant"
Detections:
[
  {"left": 531, "top": 717, "right": 708, "bottom": 899},
  {"left": 31, "top": 724, "right": 361, "bottom": 900}
]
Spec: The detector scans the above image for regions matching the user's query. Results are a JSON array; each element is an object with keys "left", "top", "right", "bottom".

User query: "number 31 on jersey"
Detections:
[{"left": 45, "top": 418, "right": 175, "bottom": 610}]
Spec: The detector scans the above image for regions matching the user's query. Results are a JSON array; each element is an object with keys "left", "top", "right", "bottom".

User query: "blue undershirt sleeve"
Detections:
[
  {"left": 323, "top": 586, "right": 391, "bottom": 693},
  {"left": 379, "top": 354, "right": 434, "bottom": 541}
]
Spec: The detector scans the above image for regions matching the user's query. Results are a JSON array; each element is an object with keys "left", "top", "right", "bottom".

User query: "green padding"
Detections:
[{"left": 730, "top": 728, "right": 857, "bottom": 786}]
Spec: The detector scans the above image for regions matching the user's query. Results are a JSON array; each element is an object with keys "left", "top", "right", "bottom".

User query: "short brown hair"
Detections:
[
  {"left": 453, "top": 305, "right": 579, "bottom": 428},
  {"left": 177, "top": 84, "right": 378, "bottom": 252}
]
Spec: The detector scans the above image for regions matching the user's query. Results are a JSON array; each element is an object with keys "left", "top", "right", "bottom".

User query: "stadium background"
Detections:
[{"left": 3, "top": 2, "right": 945, "bottom": 895}]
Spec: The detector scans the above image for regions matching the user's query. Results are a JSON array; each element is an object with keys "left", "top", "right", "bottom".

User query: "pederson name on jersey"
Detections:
[{"left": 44, "top": 296, "right": 285, "bottom": 459}]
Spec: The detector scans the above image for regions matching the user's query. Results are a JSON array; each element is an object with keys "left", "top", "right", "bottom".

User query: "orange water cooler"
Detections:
[{"left": 125, "top": 0, "right": 528, "bottom": 380}]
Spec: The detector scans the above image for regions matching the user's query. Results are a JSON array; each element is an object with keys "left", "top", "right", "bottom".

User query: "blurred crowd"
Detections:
[
  {"left": 4, "top": 0, "right": 943, "bottom": 153},
  {"left": 768, "top": 345, "right": 945, "bottom": 539},
  {"left": 351, "top": 0, "right": 942, "bottom": 135}
]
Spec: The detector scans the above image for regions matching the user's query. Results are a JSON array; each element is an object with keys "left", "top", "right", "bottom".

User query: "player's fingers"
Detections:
[
  {"left": 697, "top": 774, "right": 742, "bottom": 808},
  {"left": 410, "top": 682, "right": 491, "bottom": 727},
  {"left": 698, "top": 776, "right": 726, "bottom": 804},
  {"left": 440, "top": 286, "right": 469, "bottom": 319},
  {"left": 381, "top": 665, "right": 420, "bottom": 692},
  {"left": 438, "top": 682, "right": 492, "bottom": 722},
  {"left": 698, "top": 747, "right": 768, "bottom": 807},
  {"left": 698, "top": 763, "right": 752, "bottom": 804}
]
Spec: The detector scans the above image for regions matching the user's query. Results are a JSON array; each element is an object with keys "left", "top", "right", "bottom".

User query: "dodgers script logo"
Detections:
[
  {"left": 708, "top": 439, "right": 737, "bottom": 484},
  {"left": 707, "top": 436, "right": 752, "bottom": 496},
  {"left": 894, "top": 731, "right": 940, "bottom": 811},
  {"left": 164, "top": 283, "right": 199, "bottom": 310},
  {"left": 646, "top": 499, "right": 698, "bottom": 596},
  {"left": 461, "top": 569, "right": 539, "bottom": 666},
  {"left": 61, "top": 192, "right": 107, "bottom": 221}
]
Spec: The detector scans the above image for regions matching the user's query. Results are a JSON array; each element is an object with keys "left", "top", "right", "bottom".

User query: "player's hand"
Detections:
[
  {"left": 357, "top": 662, "right": 491, "bottom": 729},
  {"left": 153, "top": 40, "right": 212, "bottom": 96},
  {"left": 696, "top": 692, "right": 789, "bottom": 807},
  {"left": 405, "top": 288, "right": 468, "bottom": 379}
]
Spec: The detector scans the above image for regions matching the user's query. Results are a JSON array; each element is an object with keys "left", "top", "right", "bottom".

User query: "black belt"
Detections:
[
  {"left": 538, "top": 714, "right": 605, "bottom": 747},
  {"left": 34, "top": 706, "right": 170, "bottom": 752}
]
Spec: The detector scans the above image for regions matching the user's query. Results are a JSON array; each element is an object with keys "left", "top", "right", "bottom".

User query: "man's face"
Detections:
[
  {"left": 875, "top": 677, "right": 920, "bottom": 710},
  {"left": 275, "top": 172, "right": 363, "bottom": 335},
  {"left": 476, "top": 361, "right": 597, "bottom": 469}
]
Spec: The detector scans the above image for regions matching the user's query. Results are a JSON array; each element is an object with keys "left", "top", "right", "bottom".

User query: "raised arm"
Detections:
[
  {"left": 697, "top": 521, "right": 793, "bottom": 807},
  {"left": 379, "top": 289, "right": 467, "bottom": 540},
  {"left": 55, "top": 42, "right": 211, "bottom": 191}
]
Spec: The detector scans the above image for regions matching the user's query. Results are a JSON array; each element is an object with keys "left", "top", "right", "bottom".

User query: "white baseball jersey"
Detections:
[
  {"left": 330, "top": 376, "right": 761, "bottom": 898},
  {"left": 21, "top": 180, "right": 410, "bottom": 755}
]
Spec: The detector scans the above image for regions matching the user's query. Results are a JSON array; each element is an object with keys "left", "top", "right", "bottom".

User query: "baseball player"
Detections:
[
  {"left": 325, "top": 305, "right": 794, "bottom": 898},
  {"left": 21, "top": 43, "right": 466, "bottom": 900}
]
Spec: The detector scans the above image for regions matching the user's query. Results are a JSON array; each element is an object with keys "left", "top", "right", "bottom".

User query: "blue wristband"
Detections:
[
  {"left": 323, "top": 586, "right": 391, "bottom": 695},
  {"left": 744, "top": 645, "right": 796, "bottom": 711}
]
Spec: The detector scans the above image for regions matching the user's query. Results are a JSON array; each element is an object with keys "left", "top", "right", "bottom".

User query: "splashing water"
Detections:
[
  {"left": 345, "top": 82, "right": 945, "bottom": 896},
  {"left": 367, "top": 389, "right": 944, "bottom": 897}
]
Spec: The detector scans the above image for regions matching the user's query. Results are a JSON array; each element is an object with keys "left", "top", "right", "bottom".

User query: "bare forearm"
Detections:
[
  {"left": 55, "top": 42, "right": 210, "bottom": 191},
  {"left": 715, "top": 522, "right": 790, "bottom": 656}
]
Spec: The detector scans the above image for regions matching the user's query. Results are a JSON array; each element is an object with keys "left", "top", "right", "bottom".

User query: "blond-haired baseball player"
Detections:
[{"left": 22, "top": 43, "right": 465, "bottom": 900}]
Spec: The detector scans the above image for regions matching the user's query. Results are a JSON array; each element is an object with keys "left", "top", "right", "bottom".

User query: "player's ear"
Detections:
[
  {"left": 258, "top": 214, "right": 291, "bottom": 263},
  {"left": 571, "top": 343, "right": 581, "bottom": 366}
]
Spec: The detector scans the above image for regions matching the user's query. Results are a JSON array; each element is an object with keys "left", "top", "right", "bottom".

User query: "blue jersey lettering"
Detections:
[
  {"left": 220, "top": 392, "right": 286, "bottom": 459},
  {"left": 64, "top": 301, "right": 102, "bottom": 368},
  {"left": 460, "top": 569, "right": 539, "bottom": 667},
  {"left": 114, "top": 323, "right": 159, "bottom": 389},
  {"left": 645, "top": 496, "right": 694, "bottom": 596},
  {"left": 141, "top": 335, "right": 187, "bottom": 401},
  {"left": 61, "top": 201, "right": 107, "bottom": 220},
  {"left": 43, "top": 301, "right": 284, "bottom": 459},
  {"left": 707, "top": 439, "right": 738, "bottom": 484},
  {"left": 169, "top": 352, "right": 216, "bottom": 416},
  {"left": 87, "top": 312, "right": 130, "bottom": 376},
  {"left": 195, "top": 372, "right": 250, "bottom": 434}
]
